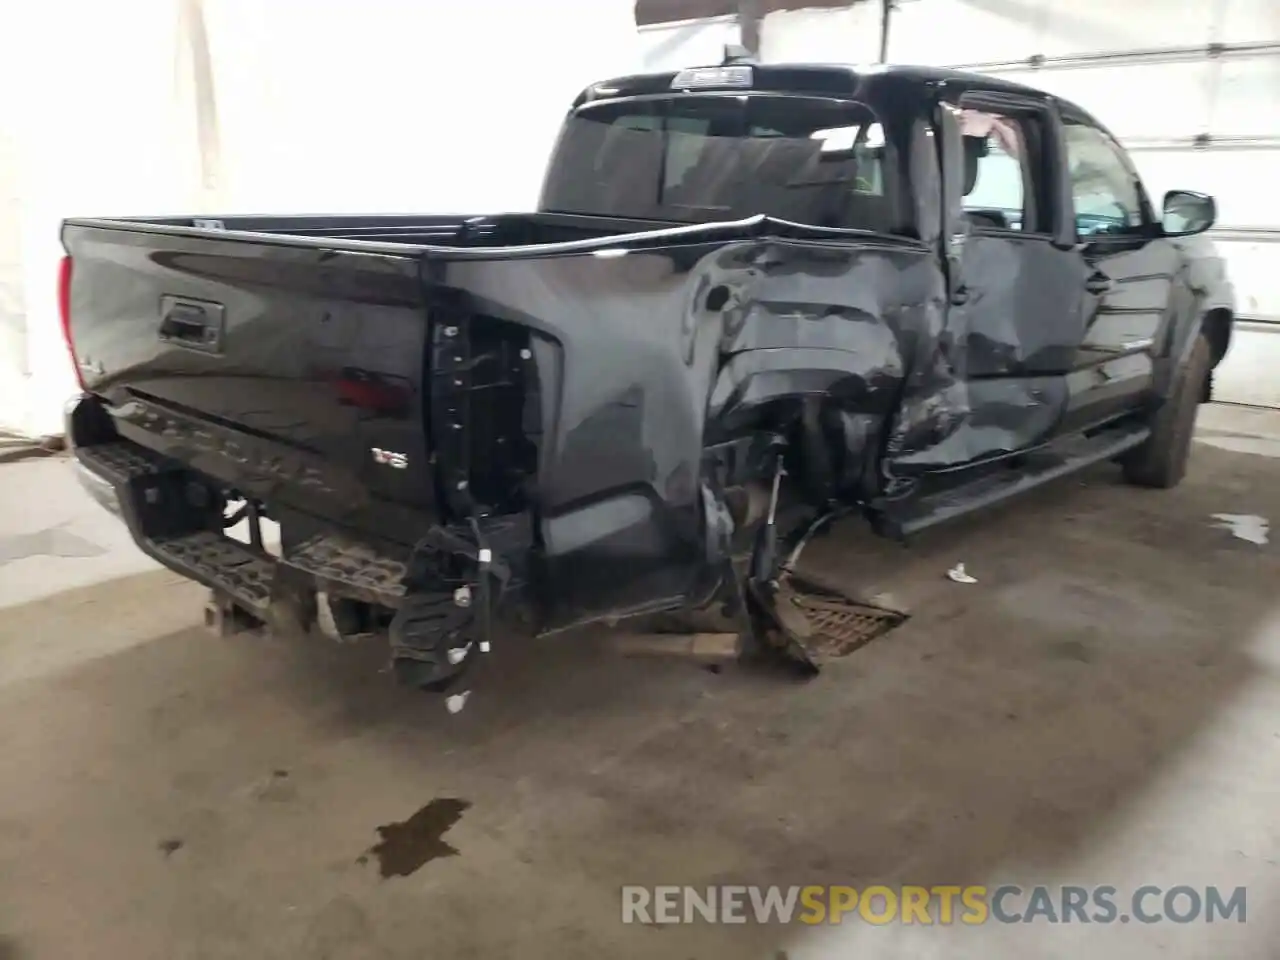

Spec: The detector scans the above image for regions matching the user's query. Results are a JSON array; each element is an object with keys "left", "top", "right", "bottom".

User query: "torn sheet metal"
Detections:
[{"left": 763, "top": 570, "right": 908, "bottom": 667}]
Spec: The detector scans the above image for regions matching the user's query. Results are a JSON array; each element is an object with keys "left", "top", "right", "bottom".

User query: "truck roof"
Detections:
[{"left": 575, "top": 61, "right": 1096, "bottom": 125}]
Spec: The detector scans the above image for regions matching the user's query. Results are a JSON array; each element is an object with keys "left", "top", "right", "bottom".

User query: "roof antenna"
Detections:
[{"left": 722, "top": 44, "right": 755, "bottom": 65}]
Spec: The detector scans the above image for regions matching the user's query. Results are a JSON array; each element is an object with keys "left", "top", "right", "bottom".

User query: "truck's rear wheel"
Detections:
[{"left": 1122, "top": 331, "right": 1210, "bottom": 489}]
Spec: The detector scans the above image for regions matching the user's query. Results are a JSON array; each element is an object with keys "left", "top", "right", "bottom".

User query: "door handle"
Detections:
[
  {"left": 1084, "top": 272, "right": 1113, "bottom": 296},
  {"left": 158, "top": 295, "right": 225, "bottom": 353},
  {"left": 159, "top": 304, "right": 211, "bottom": 339}
]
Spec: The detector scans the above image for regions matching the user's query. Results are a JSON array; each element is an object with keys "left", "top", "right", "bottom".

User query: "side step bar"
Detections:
[{"left": 875, "top": 423, "right": 1150, "bottom": 539}]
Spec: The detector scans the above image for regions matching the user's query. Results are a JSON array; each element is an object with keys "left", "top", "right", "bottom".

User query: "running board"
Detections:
[{"left": 875, "top": 423, "right": 1149, "bottom": 539}]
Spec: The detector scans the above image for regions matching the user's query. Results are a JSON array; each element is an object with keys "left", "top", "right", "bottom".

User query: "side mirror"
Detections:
[{"left": 1162, "top": 190, "right": 1216, "bottom": 237}]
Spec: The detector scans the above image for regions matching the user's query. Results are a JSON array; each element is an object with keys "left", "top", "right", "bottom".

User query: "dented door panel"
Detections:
[
  {"left": 421, "top": 229, "right": 979, "bottom": 627},
  {"left": 878, "top": 232, "right": 1089, "bottom": 475},
  {"left": 708, "top": 240, "right": 929, "bottom": 438}
]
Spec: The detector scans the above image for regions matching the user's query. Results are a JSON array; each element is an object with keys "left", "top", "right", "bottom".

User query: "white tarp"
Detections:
[{"left": 0, "top": 0, "right": 639, "bottom": 438}]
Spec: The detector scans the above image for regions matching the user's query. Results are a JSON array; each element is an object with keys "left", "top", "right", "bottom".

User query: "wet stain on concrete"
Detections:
[
  {"left": 365, "top": 798, "right": 471, "bottom": 879},
  {"left": 0, "top": 524, "right": 106, "bottom": 566},
  {"left": 249, "top": 768, "right": 296, "bottom": 803},
  {"left": 1049, "top": 639, "right": 1093, "bottom": 663}
]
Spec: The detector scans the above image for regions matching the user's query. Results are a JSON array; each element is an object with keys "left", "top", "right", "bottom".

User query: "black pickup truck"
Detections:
[{"left": 63, "top": 58, "right": 1235, "bottom": 691}]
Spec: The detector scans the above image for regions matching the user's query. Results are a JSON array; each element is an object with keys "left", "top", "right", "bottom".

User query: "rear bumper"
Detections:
[
  {"left": 67, "top": 437, "right": 416, "bottom": 615},
  {"left": 62, "top": 393, "right": 531, "bottom": 636},
  {"left": 72, "top": 458, "right": 122, "bottom": 517},
  {"left": 64, "top": 391, "right": 408, "bottom": 607},
  {"left": 66, "top": 393, "right": 122, "bottom": 517}
]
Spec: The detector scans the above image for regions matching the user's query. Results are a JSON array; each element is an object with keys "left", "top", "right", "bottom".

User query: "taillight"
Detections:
[{"left": 58, "top": 256, "right": 86, "bottom": 390}]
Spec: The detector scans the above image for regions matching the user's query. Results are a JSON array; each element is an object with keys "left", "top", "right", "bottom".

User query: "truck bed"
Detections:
[{"left": 65, "top": 210, "right": 880, "bottom": 628}]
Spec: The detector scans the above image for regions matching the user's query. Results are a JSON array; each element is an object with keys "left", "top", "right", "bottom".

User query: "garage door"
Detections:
[{"left": 888, "top": 0, "right": 1280, "bottom": 408}]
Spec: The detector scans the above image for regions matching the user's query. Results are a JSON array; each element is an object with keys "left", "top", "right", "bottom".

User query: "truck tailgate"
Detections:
[{"left": 62, "top": 222, "right": 438, "bottom": 543}]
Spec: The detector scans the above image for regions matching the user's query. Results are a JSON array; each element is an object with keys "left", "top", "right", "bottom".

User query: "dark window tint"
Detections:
[{"left": 540, "top": 95, "right": 894, "bottom": 231}]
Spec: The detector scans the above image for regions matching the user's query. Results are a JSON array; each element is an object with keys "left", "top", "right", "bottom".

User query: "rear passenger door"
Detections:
[
  {"left": 917, "top": 88, "right": 1091, "bottom": 472},
  {"left": 1057, "top": 111, "right": 1179, "bottom": 430}
]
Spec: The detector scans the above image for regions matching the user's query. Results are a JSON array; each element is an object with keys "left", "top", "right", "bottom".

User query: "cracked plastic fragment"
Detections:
[
  {"left": 1210, "top": 514, "right": 1269, "bottom": 545},
  {"left": 445, "top": 690, "right": 471, "bottom": 714}
]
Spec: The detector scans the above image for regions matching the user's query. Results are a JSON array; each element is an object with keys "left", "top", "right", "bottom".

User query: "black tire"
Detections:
[{"left": 1122, "top": 331, "right": 1210, "bottom": 489}]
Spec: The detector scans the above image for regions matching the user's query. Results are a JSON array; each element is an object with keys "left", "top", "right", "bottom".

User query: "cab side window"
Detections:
[
  {"left": 956, "top": 108, "right": 1033, "bottom": 232},
  {"left": 942, "top": 102, "right": 1055, "bottom": 234},
  {"left": 1063, "top": 121, "right": 1145, "bottom": 238}
]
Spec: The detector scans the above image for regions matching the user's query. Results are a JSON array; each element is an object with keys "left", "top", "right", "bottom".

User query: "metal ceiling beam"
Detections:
[
  {"left": 878, "top": 0, "right": 892, "bottom": 62},
  {"left": 635, "top": 0, "right": 859, "bottom": 27},
  {"left": 1208, "top": 227, "right": 1280, "bottom": 245},
  {"left": 178, "top": 0, "right": 221, "bottom": 208},
  {"left": 947, "top": 40, "right": 1280, "bottom": 74},
  {"left": 739, "top": 0, "right": 763, "bottom": 56},
  {"left": 1123, "top": 135, "right": 1280, "bottom": 153}
]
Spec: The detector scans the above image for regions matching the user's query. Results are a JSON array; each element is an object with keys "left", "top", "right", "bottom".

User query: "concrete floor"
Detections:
[{"left": 1, "top": 404, "right": 1278, "bottom": 959}]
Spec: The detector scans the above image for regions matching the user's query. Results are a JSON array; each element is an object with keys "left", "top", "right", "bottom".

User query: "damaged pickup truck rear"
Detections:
[{"left": 62, "top": 61, "right": 1234, "bottom": 692}]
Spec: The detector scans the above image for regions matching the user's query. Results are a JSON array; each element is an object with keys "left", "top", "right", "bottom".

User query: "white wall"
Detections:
[
  {"left": 0, "top": 0, "right": 640, "bottom": 438},
  {"left": 205, "top": 0, "right": 640, "bottom": 214},
  {"left": 0, "top": 104, "right": 27, "bottom": 435},
  {"left": 759, "top": 4, "right": 879, "bottom": 63},
  {"left": 1, "top": 0, "right": 206, "bottom": 437},
  {"left": 638, "top": 15, "right": 741, "bottom": 72}
]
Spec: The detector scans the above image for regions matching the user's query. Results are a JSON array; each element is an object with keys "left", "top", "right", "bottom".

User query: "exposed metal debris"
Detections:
[{"left": 765, "top": 572, "right": 908, "bottom": 665}]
